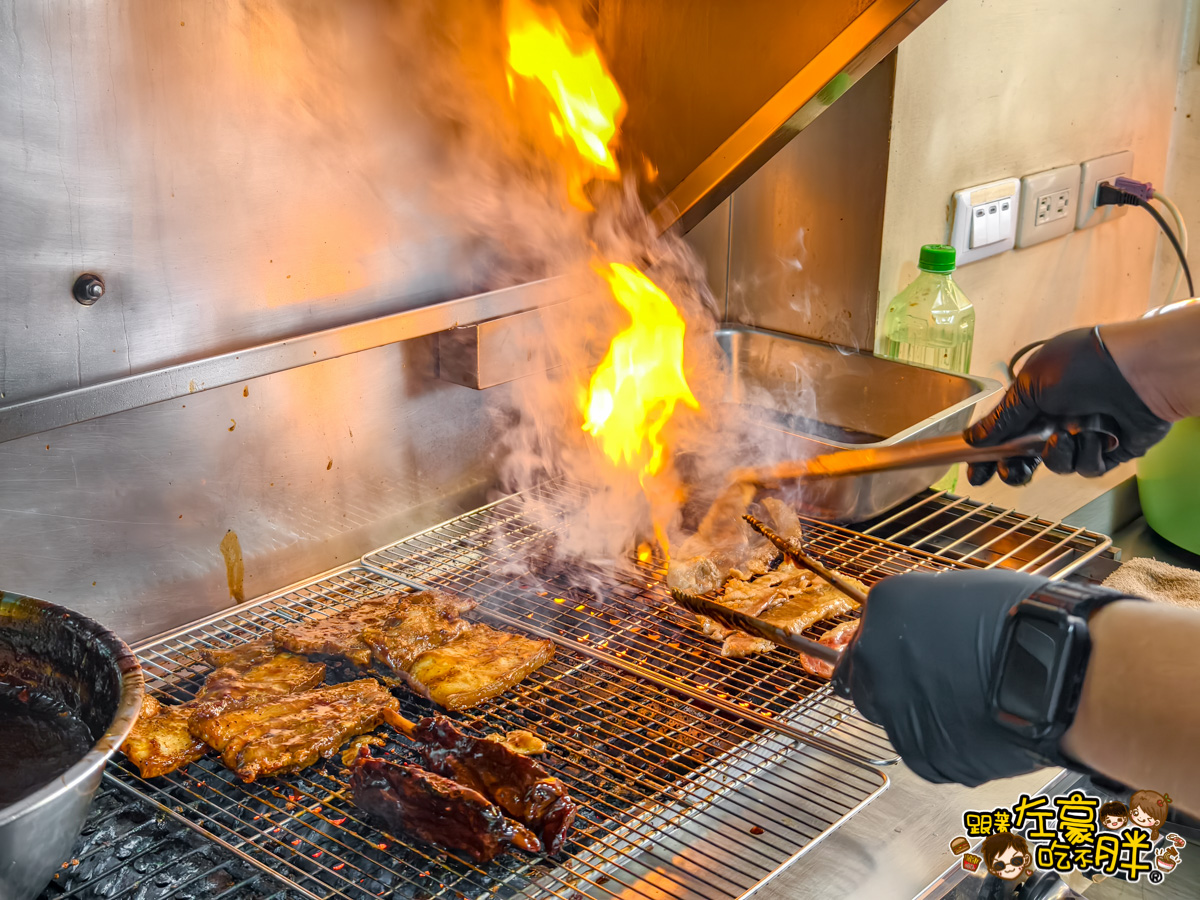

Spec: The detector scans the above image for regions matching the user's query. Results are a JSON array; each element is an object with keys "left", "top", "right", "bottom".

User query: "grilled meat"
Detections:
[
  {"left": 701, "top": 565, "right": 818, "bottom": 639},
  {"left": 799, "top": 620, "right": 858, "bottom": 679},
  {"left": 361, "top": 594, "right": 475, "bottom": 672},
  {"left": 411, "top": 715, "right": 576, "bottom": 855},
  {"left": 486, "top": 729, "right": 546, "bottom": 756},
  {"left": 190, "top": 651, "right": 326, "bottom": 718},
  {"left": 667, "top": 483, "right": 774, "bottom": 595},
  {"left": 720, "top": 564, "right": 863, "bottom": 658},
  {"left": 403, "top": 625, "right": 555, "bottom": 711},
  {"left": 274, "top": 591, "right": 477, "bottom": 668},
  {"left": 120, "top": 646, "right": 326, "bottom": 778},
  {"left": 350, "top": 750, "right": 542, "bottom": 862},
  {"left": 189, "top": 679, "right": 397, "bottom": 782},
  {"left": 120, "top": 694, "right": 207, "bottom": 779},
  {"left": 198, "top": 640, "right": 277, "bottom": 669}
]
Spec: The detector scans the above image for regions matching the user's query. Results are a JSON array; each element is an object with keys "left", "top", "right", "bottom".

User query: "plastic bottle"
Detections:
[
  {"left": 881, "top": 244, "right": 976, "bottom": 492},
  {"left": 881, "top": 244, "right": 975, "bottom": 373}
]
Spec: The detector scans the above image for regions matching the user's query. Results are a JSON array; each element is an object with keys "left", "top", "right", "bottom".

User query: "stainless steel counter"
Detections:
[{"left": 752, "top": 731, "right": 1065, "bottom": 899}]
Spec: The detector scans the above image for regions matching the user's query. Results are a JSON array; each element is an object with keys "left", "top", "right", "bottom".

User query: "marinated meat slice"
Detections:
[
  {"left": 199, "top": 640, "right": 277, "bottom": 669},
  {"left": 410, "top": 715, "right": 576, "bottom": 855},
  {"left": 799, "top": 620, "right": 859, "bottom": 679},
  {"left": 485, "top": 729, "right": 547, "bottom": 756},
  {"left": 667, "top": 482, "right": 770, "bottom": 595},
  {"left": 189, "top": 679, "right": 398, "bottom": 782},
  {"left": 702, "top": 563, "right": 819, "bottom": 639},
  {"left": 405, "top": 626, "right": 555, "bottom": 711},
  {"left": 361, "top": 594, "right": 475, "bottom": 672},
  {"left": 721, "top": 575, "right": 863, "bottom": 658},
  {"left": 120, "top": 694, "right": 207, "bottom": 779},
  {"left": 274, "top": 591, "right": 477, "bottom": 668},
  {"left": 190, "top": 651, "right": 326, "bottom": 719},
  {"left": 350, "top": 751, "right": 542, "bottom": 862}
]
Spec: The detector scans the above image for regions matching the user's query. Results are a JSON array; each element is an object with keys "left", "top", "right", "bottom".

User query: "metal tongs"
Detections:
[
  {"left": 731, "top": 420, "right": 1118, "bottom": 488},
  {"left": 669, "top": 515, "right": 868, "bottom": 667}
]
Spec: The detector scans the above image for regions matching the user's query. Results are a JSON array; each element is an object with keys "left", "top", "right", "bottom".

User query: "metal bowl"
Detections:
[{"left": 0, "top": 592, "right": 144, "bottom": 900}]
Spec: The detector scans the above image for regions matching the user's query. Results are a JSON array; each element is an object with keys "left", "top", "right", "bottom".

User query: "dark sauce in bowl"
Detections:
[{"left": 0, "top": 685, "right": 94, "bottom": 807}]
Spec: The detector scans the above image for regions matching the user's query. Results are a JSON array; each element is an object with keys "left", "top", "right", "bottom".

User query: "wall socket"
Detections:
[
  {"left": 1036, "top": 191, "right": 1071, "bottom": 225},
  {"left": 1016, "top": 163, "right": 1080, "bottom": 248}
]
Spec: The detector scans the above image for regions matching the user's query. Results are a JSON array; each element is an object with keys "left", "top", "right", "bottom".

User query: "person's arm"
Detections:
[
  {"left": 837, "top": 569, "right": 1200, "bottom": 815},
  {"left": 1062, "top": 600, "right": 1200, "bottom": 814},
  {"left": 1102, "top": 303, "right": 1200, "bottom": 422}
]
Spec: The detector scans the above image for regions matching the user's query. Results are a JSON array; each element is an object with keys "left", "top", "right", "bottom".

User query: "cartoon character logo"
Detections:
[
  {"left": 1129, "top": 790, "right": 1170, "bottom": 841},
  {"left": 1099, "top": 800, "right": 1129, "bottom": 830},
  {"left": 980, "top": 831, "right": 1031, "bottom": 881}
]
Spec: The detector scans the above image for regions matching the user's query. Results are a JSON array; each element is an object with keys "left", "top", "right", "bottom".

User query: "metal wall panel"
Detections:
[
  {"left": 0, "top": 337, "right": 505, "bottom": 642},
  {"left": 724, "top": 55, "right": 896, "bottom": 349}
]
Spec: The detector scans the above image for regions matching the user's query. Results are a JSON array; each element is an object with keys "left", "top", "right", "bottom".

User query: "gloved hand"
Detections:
[
  {"left": 833, "top": 569, "right": 1055, "bottom": 787},
  {"left": 965, "top": 326, "right": 1170, "bottom": 486}
]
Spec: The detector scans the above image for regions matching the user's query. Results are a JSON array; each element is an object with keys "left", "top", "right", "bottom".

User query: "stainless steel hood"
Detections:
[{"left": 596, "top": 0, "right": 948, "bottom": 233}]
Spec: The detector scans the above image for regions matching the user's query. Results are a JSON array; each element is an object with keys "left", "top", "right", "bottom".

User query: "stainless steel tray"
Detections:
[{"left": 716, "top": 326, "right": 1003, "bottom": 521}]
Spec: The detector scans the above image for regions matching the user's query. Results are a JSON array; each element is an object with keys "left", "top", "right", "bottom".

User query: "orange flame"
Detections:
[
  {"left": 582, "top": 263, "right": 699, "bottom": 481},
  {"left": 504, "top": 0, "right": 625, "bottom": 208}
]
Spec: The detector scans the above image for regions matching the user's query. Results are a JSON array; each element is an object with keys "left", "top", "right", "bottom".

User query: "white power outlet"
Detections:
[
  {"left": 1076, "top": 150, "right": 1133, "bottom": 230},
  {"left": 1036, "top": 191, "right": 1071, "bottom": 225},
  {"left": 1016, "top": 164, "right": 1080, "bottom": 248}
]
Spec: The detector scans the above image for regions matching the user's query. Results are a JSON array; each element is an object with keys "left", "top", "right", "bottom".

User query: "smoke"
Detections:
[{"left": 118, "top": 0, "right": 816, "bottom": 577}]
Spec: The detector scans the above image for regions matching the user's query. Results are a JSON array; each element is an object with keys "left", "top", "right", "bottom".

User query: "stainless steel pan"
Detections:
[{"left": 0, "top": 593, "right": 144, "bottom": 900}]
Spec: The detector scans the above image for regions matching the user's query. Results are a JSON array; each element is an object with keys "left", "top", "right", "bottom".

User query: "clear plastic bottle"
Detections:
[{"left": 881, "top": 244, "right": 975, "bottom": 373}]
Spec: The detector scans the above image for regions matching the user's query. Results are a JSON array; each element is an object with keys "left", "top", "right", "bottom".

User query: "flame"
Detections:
[
  {"left": 504, "top": 0, "right": 625, "bottom": 208},
  {"left": 582, "top": 263, "right": 699, "bottom": 481}
]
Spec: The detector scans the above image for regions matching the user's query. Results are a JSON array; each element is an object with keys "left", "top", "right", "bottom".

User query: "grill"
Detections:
[
  {"left": 47, "top": 479, "right": 1114, "bottom": 900},
  {"left": 99, "top": 566, "right": 887, "bottom": 900},
  {"left": 360, "top": 480, "right": 1114, "bottom": 764}
]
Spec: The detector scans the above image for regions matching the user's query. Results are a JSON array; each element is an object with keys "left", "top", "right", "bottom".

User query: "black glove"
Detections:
[
  {"left": 833, "top": 569, "right": 1057, "bottom": 787},
  {"left": 965, "top": 326, "right": 1170, "bottom": 486}
]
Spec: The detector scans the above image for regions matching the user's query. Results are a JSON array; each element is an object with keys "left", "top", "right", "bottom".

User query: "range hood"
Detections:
[{"left": 595, "top": 0, "right": 948, "bottom": 233}]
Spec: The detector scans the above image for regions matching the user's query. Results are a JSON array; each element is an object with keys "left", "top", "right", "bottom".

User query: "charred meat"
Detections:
[
  {"left": 350, "top": 750, "right": 542, "bottom": 862},
  {"left": 189, "top": 678, "right": 398, "bottom": 782},
  {"left": 404, "top": 625, "right": 555, "bottom": 711},
  {"left": 273, "top": 591, "right": 476, "bottom": 668},
  {"left": 410, "top": 715, "right": 576, "bottom": 855}
]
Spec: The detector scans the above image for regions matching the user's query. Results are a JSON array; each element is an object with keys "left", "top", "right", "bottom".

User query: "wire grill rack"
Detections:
[
  {"left": 102, "top": 566, "right": 886, "bottom": 900},
  {"left": 38, "top": 780, "right": 301, "bottom": 900},
  {"left": 361, "top": 480, "right": 1115, "bottom": 766}
]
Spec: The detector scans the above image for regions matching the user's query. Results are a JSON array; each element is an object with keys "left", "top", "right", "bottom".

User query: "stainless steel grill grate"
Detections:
[
  {"left": 361, "top": 480, "right": 1115, "bottom": 766},
  {"left": 104, "top": 566, "right": 887, "bottom": 900},
  {"left": 37, "top": 779, "right": 298, "bottom": 900}
]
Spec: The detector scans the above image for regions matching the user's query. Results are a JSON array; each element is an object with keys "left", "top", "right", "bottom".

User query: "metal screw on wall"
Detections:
[{"left": 73, "top": 273, "right": 105, "bottom": 306}]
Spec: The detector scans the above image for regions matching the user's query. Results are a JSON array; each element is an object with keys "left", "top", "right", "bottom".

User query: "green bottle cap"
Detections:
[{"left": 918, "top": 244, "right": 956, "bottom": 273}]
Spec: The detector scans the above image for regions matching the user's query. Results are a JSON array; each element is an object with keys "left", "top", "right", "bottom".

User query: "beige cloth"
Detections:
[{"left": 1101, "top": 556, "right": 1200, "bottom": 609}]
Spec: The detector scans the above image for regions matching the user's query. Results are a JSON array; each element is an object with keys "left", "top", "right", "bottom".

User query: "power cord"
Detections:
[
  {"left": 1152, "top": 189, "right": 1189, "bottom": 305},
  {"left": 1003, "top": 179, "right": 1192, "bottom": 384},
  {"left": 1096, "top": 179, "right": 1194, "bottom": 296}
]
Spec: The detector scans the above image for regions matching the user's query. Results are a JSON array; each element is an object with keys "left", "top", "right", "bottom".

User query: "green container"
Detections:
[{"left": 1137, "top": 417, "right": 1200, "bottom": 554}]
